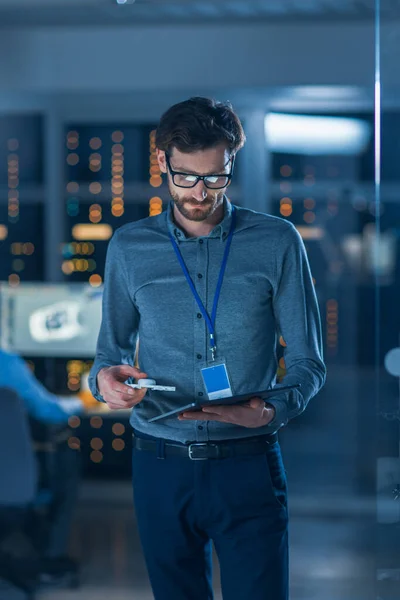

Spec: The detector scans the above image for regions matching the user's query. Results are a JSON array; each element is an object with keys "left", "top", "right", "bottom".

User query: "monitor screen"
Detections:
[{"left": 0, "top": 282, "right": 103, "bottom": 357}]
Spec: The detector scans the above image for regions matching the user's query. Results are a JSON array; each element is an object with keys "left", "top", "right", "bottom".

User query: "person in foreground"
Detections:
[{"left": 89, "top": 97, "right": 326, "bottom": 600}]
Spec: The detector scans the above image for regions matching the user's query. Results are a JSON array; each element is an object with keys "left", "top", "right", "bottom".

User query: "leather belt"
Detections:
[{"left": 132, "top": 432, "right": 277, "bottom": 460}]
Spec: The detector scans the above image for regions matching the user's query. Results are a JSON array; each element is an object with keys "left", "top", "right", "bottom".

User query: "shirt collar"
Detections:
[{"left": 166, "top": 196, "right": 233, "bottom": 243}]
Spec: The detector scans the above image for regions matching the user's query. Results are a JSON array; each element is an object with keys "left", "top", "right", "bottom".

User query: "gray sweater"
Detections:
[{"left": 89, "top": 197, "right": 326, "bottom": 443}]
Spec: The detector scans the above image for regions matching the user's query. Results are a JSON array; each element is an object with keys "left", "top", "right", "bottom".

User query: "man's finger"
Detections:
[
  {"left": 106, "top": 388, "right": 147, "bottom": 406},
  {"left": 106, "top": 389, "right": 147, "bottom": 407},
  {"left": 248, "top": 397, "right": 263, "bottom": 408},
  {"left": 202, "top": 405, "right": 247, "bottom": 420},
  {"left": 107, "top": 397, "right": 136, "bottom": 408},
  {"left": 107, "top": 403, "right": 135, "bottom": 410},
  {"left": 112, "top": 383, "right": 137, "bottom": 396},
  {"left": 178, "top": 411, "right": 228, "bottom": 423},
  {"left": 115, "top": 365, "right": 148, "bottom": 379},
  {"left": 178, "top": 410, "right": 204, "bottom": 420},
  {"left": 111, "top": 390, "right": 146, "bottom": 404},
  {"left": 106, "top": 398, "right": 136, "bottom": 409},
  {"left": 201, "top": 405, "right": 227, "bottom": 416}
]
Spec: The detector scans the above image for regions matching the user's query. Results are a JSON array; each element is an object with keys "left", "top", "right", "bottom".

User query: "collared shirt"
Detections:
[{"left": 89, "top": 197, "right": 326, "bottom": 443}]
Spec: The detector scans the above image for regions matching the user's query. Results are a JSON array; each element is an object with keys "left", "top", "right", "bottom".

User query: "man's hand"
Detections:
[
  {"left": 97, "top": 365, "right": 149, "bottom": 410},
  {"left": 178, "top": 397, "right": 276, "bottom": 428}
]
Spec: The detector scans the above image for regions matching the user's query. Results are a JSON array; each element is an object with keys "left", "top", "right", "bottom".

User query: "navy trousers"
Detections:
[{"left": 132, "top": 431, "right": 289, "bottom": 600}]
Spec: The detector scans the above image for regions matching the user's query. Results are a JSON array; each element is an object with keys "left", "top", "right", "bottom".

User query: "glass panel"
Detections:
[
  {"left": 264, "top": 41, "right": 376, "bottom": 600},
  {"left": 376, "top": 1, "right": 400, "bottom": 597}
]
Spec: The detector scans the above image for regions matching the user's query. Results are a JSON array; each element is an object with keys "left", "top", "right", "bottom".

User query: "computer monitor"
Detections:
[{"left": 0, "top": 282, "right": 103, "bottom": 357}]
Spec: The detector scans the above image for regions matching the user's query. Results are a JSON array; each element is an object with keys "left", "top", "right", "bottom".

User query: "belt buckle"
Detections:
[{"left": 188, "top": 443, "right": 218, "bottom": 460}]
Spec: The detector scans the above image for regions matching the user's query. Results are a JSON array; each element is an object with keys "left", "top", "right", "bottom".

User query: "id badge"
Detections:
[{"left": 200, "top": 357, "right": 233, "bottom": 400}]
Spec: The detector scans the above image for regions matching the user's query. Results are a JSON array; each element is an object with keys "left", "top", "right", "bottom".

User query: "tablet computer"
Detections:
[{"left": 148, "top": 384, "right": 300, "bottom": 424}]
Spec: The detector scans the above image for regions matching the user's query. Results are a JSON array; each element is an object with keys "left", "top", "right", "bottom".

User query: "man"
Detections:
[
  {"left": 89, "top": 97, "right": 326, "bottom": 600},
  {"left": 0, "top": 349, "right": 83, "bottom": 587}
]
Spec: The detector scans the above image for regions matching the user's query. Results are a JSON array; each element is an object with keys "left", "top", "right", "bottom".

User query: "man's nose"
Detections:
[{"left": 191, "top": 180, "right": 208, "bottom": 201}]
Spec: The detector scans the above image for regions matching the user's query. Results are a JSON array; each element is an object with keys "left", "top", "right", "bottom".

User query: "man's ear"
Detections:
[{"left": 156, "top": 148, "right": 167, "bottom": 174}]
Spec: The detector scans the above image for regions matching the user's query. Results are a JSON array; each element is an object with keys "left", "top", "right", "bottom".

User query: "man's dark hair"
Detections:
[{"left": 155, "top": 97, "right": 246, "bottom": 156}]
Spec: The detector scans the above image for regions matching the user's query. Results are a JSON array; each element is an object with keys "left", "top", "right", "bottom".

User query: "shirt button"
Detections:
[
  {"left": 198, "top": 425, "right": 203, "bottom": 430},
  {"left": 198, "top": 392, "right": 204, "bottom": 397},
  {"left": 197, "top": 313, "right": 202, "bottom": 319},
  {"left": 199, "top": 239, "right": 204, "bottom": 244},
  {"left": 197, "top": 274, "right": 203, "bottom": 279},
  {"left": 197, "top": 354, "right": 202, "bottom": 360}
]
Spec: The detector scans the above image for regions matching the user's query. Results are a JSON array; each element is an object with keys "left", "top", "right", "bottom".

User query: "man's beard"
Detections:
[{"left": 168, "top": 182, "right": 224, "bottom": 222}]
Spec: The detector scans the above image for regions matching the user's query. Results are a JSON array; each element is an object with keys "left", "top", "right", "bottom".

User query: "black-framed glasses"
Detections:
[{"left": 165, "top": 153, "right": 235, "bottom": 189}]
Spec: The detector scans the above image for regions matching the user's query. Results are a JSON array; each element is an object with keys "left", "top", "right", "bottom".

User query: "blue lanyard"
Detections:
[{"left": 169, "top": 205, "right": 236, "bottom": 361}]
